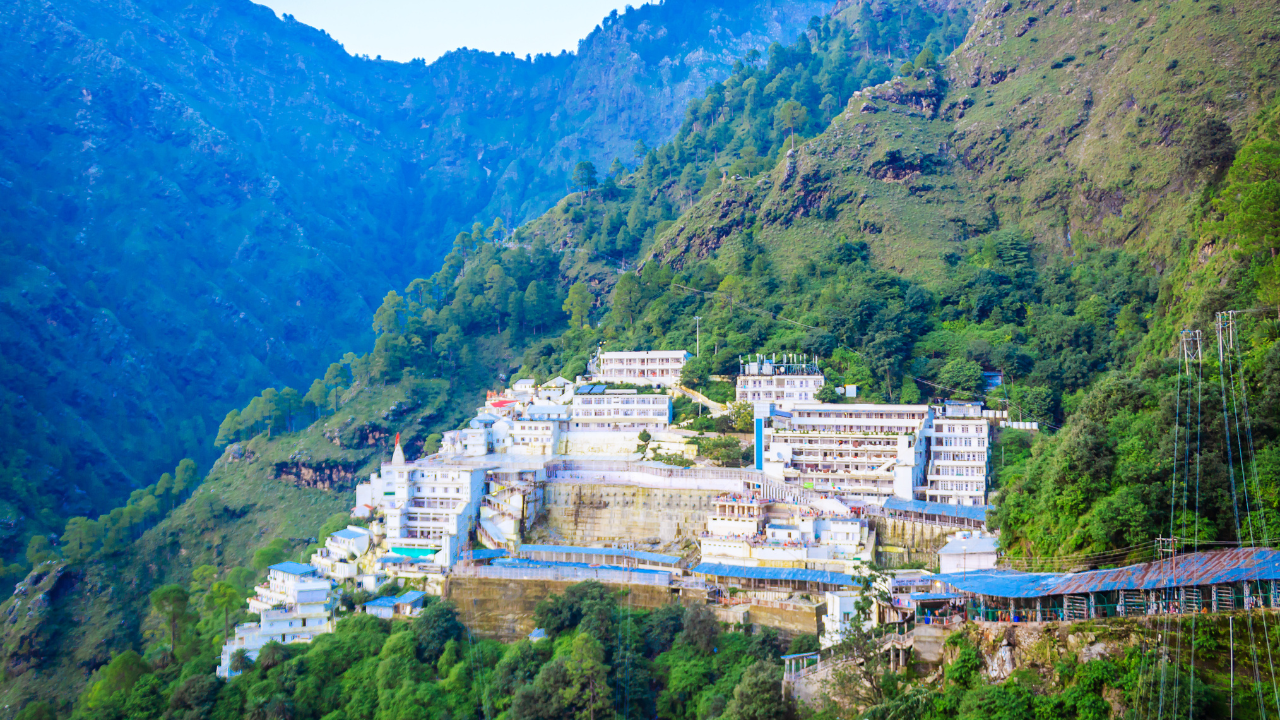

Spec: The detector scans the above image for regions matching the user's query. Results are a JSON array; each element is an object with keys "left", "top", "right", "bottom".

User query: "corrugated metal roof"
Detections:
[
  {"left": 937, "top": 537, "right": 1000, "bottom": 555},
  {"left": 269, "top": 562, "right": 318, "bottom": 576},
  {"left": 494, "top": 558, "right": 671, "bottom": 576},
  {"left": 931, "top": 548, "right": 1280, "bottom": 598},
  {"left": 396, "top": 591, "right": 427, "bottom": 604},
  {"left": 882, "top": 498, "right": 991, "bottom": 523},
  {"left": 470, "top": 549, "right": 509, "bottom": 560},
  {"left": 363, "top": 596, "right": 398, "bottom": 608},
  {"left": 692, "top": 562, "right": 854, "bottom": 586},
  {"left": 519, "top": 544, "right": 681, "bottom": 565}
]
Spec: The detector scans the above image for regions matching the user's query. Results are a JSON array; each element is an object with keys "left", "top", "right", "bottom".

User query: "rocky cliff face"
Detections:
[{"left": 652, "top": 0, "right": 1280, "bottom": 280}]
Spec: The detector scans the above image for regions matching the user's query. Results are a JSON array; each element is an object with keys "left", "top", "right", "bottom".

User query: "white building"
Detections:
[
  {"left": 593, "top": 350, "right": 691, "bottom": 387},
  {"left": 700, "top": 495, "right": 874, "bottom": 572},
  {"left": 763, "top": 404, "right": 932, "bottom": 503},
  {"left": 821, "top": 568, "right": 933, "bottom": 648},
  {"left": 570, "top": 386, "right": 670, "bottom": 431},
  {"left": 736, "top": 355, "right": 825, "bottom": 408},
  {"left": 924, "top": 402, "right": 993, "bottom": 506},
  {"left": 937, "top": 532, "right": 999, "bottom": 574},
  {"left": 353, "top": 441, "right": 487, "bottom": 566},
  {"left": 309, "top": 526, "right": 372, "bottom": 580},
  {"left": 706, "top": 495, "right": 767, "bottom": 538},
  {"left": 217, "top": 563, "right": 334, "bottom": 677}
]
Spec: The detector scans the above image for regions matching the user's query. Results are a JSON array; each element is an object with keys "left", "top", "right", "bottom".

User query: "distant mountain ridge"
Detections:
[{"left": 0, "top": 0, "right": 827, "bottom": 559}]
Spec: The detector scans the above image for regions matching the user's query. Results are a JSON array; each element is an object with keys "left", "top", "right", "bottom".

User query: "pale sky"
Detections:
[{"left": 257, "top": 0, "right": 653, "bottom": 63}]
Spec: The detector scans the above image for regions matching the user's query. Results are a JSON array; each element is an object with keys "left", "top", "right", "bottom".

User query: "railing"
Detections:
[
  {"left": 452, "top": 564, "right": 671, "bottom": 586},
  {"left": 547, "top": 459, "right": 762, "bottom": 481}
]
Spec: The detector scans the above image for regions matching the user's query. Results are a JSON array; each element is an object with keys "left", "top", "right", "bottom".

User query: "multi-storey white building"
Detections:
[
  {"left": 706, "top": 495, "right": 767, "bottom": 538},
  {"left": 353, "top": 441, "right": 487, "bottom": 566},
  {"left": 923, "top": 401, "right": 992, "bottom": 506},
  {"left": 762, "top": 404, "right": 932, "bottom": 502},
  {"left": 570, "top": 387, "right": 671, "bottom": 431},
  {"left": 593, "top": 350, "right": 691, "bottom": 387},
  {"left": 309, "top": 526, "right": 372, "bottom": 580},
  {"left": 217, "top": 563, "right": 334, "bottom": 677},
  {"left": 735, "top": 355, "right": 825, "bottom": 408}
]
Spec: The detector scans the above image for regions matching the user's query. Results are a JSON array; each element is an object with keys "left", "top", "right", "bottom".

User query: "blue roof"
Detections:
[
  {"left": 396, "top": 591, "right": 427, "bottom": 604},
  {"left": 494, "top": 558, "right": 671, "bottom": 576},
  {"left": 928, "top": 548, "right": 1280, "bottom": 598},
  {"left": 528, "top": 628, "right": 548, "bottom": 640},
  {"left": 471, "top": 549, "right": 509, "bottom": 560},
  {"left": 363, "top": 596, "right": 399, "bottom": 608},
  {"left": 331, "top": 529, "right": 367, "bottom": 540},
  {"left": 938, "top": 537, "right": 999, "bottom": 555},
  {"left": 882, "top": 498, "right": 991, "bottom": 523},
  {"left": 768, "top": 524, "right": 799, "bottom": 531},
  {"left": 692, "top": 562, "right": 854, "bottom": 586},
  {"left": 519, "top": 544, "right": 681, "bottom": 565},
  {"left": 270, "top": 562, "right": 318, "bottom": 576}
]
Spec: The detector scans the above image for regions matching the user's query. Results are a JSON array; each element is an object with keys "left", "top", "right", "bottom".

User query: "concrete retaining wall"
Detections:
[
  {"left": 445, "top": 576, "right": 696, "bottom": 641},
  {"left": 541, "top": 483, "right": 720, "bottom": 544},
  {"left": 872, "top": 517, "right": 950, "bottom": 552}
]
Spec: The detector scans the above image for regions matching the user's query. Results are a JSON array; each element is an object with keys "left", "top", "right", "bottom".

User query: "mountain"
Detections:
[
  {"left": 0, "top": 0, "right": 836, "bottom": 566},
  {"left": 4, "top": 0, "right": 1280, "bottom": 713}
]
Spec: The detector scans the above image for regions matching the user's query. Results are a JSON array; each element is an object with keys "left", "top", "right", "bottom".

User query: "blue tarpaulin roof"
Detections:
[
  {"left": 519, "top": 544, "right": 681, "bottom": 565},
  {"left": 929, "top": 548, "right": 1280, "bottom": 598},
  {"left": 269, "top": 562, "right": 318, "bottom": 576},
  {"left": 396, "top": 591, "right": 427, "bottom": 605},
  {"left": 494, "top": 558, "right": 671, "bottom": 576},
  {"left": 471, "top": 549, "right": 509, "bottom": 560},
  {"left": 363, "top": 596, "right": 398, "bottom": 608},
  {"left": 390, "top": 547, "right": 439, "bottom": 558},
  {"left": 938, "top": 537, "right": 1000, "bottom": 555},
  {"left": 692, "top": 562, "right": 854, "bottom": 586},
  {"left": 882, "top": 498, "right": 991, "bottom": 523}
]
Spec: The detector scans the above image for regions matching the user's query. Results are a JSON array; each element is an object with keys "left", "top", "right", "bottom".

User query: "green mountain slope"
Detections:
[
  {"left": 5, "top": 0, "right": 1280, "bottom": 713},
  {"left": 0, "top": 0, "right": 840, "bottom": 566}
]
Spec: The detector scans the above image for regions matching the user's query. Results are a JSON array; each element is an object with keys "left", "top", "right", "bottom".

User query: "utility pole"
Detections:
[{"left": 694, "top": 316, "right": 702, "bottom": 357}]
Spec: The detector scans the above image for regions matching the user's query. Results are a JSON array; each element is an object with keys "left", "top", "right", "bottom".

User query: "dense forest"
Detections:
[
  {"left": 4, "top": 0, "right": 1280, "bottom": 715},
  {"left": 0, "top": 0, "right": 849, "bottom": 576}
]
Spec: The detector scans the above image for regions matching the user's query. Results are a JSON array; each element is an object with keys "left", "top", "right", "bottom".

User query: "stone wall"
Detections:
[
  {"left": 445, "top": 576, "right": 700, "bottom": 641},
  {"left": 872, "top": 517, "right": 951, "bottom": 551},
  {"left": 747, "top": 602, "right": 825, "bottom": 640},
  {"left": 540, "top": 483, "right": 720, "bottom": 544}
]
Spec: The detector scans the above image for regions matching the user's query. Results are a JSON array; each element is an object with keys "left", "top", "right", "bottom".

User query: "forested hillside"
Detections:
[
  {"left": 4, "top": 0, "right": 1280, "bottom": 715},
  {"left": 0, "top": 0, "right": 853, "bottom": 573}
]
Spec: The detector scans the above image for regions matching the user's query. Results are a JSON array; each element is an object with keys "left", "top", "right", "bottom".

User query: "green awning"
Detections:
[{"left": 390, "top": 547, "right": 439, "bottom": 559}]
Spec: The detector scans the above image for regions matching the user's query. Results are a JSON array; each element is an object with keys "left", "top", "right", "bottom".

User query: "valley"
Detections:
[{"left": 2, "top": 0, "right": 1280, "bottom": 717}]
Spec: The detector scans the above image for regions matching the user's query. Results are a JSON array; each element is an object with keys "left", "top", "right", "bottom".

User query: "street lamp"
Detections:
[{"left": 694, "top": 316, "right": 702, "bottom": 357}]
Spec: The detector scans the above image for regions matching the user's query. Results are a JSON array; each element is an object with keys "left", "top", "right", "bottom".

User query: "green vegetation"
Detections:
[
  {"left": 5, "top": 0, "right": 1280, "bottom": 714},
  {"left": 0, "top": 0, "right": 845, "bottom": 576},
  {"left": 54, "top": 580, "right": 796, "bottom": 720}
]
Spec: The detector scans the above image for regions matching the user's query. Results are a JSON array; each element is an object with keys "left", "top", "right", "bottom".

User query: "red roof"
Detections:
[{"left": 491, "top": 400, "right": 516, "bottom": 407}]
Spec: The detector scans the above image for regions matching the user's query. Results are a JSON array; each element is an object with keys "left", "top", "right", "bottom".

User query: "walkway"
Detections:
[{"left": 674, "top": 385, "right": 729, "bottom": 416}]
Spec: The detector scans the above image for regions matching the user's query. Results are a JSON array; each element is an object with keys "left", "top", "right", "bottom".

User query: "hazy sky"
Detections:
[{"left": 257, "top": 0, "right": 652, "bottom": 63}]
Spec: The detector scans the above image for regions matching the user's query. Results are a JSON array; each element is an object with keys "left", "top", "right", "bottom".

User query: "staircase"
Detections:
[{"left": 674, "top": 385, "right": 729, "bottom": 416}]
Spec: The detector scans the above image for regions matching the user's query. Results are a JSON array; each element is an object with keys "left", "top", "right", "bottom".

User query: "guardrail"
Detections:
[{"left": 452, "top": 564, "right": 671, "bottom": 586}]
